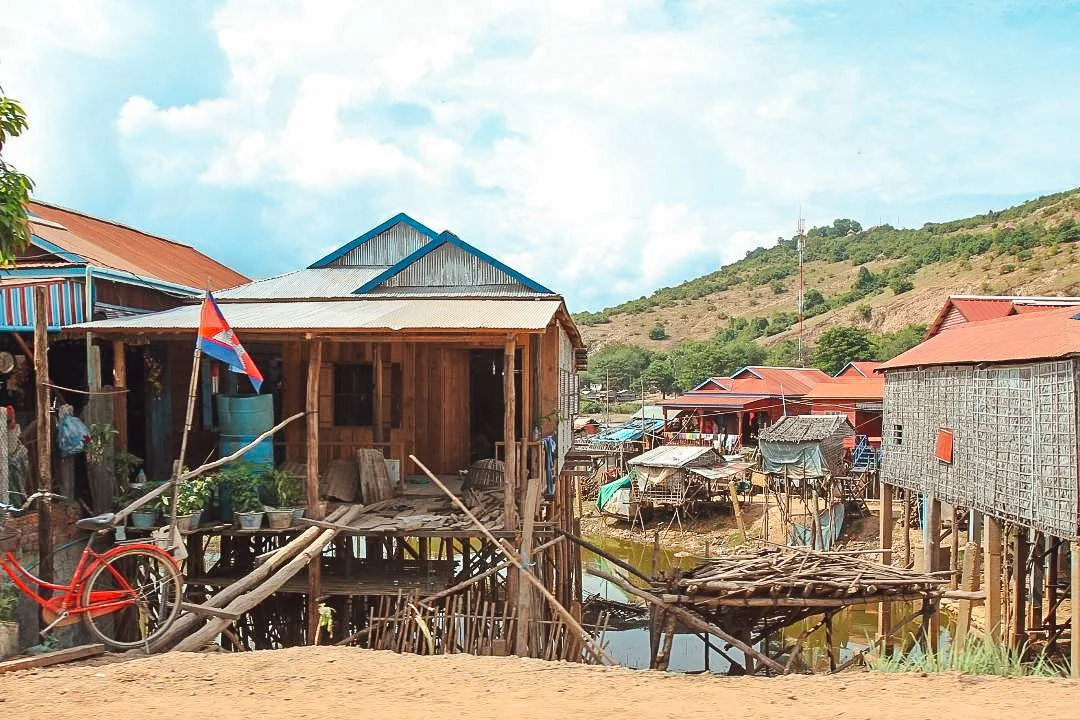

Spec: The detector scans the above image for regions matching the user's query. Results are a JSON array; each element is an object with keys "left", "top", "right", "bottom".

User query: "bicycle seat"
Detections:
[{"left": 75, "top": 513, "right": 116, "bottom": 531}]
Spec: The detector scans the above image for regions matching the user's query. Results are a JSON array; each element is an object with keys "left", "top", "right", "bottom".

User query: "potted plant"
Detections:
[
  {"left": 0, "top": 581, "right": 18, "bottom": 659},
  {"left": 264, "top": 467, "right": 304, "bottom": 528},
  {"left": 224, "top": 463, "right": 264, "bottom": 530},
  {"left": 119, "top": 482, "right": 165, "bottom": 529},
  {"left": 167, "top": 475, "right": 214, "bottom": 532}
]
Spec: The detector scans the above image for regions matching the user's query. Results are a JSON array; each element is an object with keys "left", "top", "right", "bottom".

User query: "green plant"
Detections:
[
  {"left": 264, "top": 468, "right": 303, "bottom": 508},
  {"left": 220, "top": 462, "right": 262, "bottom": 514},
  {"left": 648, "top": 324, "right": 667, "bottom": 341},
  {"left": 0, "top": 581, "right": 17, "bottom": 623},
  {"left": 168, "top": 475, "right": 215, "bottom": 516},
  {"left": 1001, "top": 263, "right": 1016, "bottom": 274},
  {"left": 117, "top": 482, "right": 166, "bottom": 513},
  {"left": 114, "top": 449, "right": 142, "bottom": 485},
  {"left": 868, "top": 635, "right": 1061, "bottom": 677},
  {"left": 0, "top": 91, "right": 35, "bottom": 264},
  {"left": 85, "top": 424, "right": 117, "bottom": 465}
]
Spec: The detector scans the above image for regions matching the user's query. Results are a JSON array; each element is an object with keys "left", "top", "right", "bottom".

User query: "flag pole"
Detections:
[{"left": 169, "top": 290, "right": 206, "bottom": 534}]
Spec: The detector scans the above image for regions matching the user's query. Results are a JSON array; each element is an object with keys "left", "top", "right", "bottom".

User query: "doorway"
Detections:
[{"left": 468, "top": 349, "right": 521, "bottom": 463}]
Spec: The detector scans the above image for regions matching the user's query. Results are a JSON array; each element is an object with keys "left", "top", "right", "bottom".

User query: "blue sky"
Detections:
[{"left": 2, "top": 1, "right": 1079, "bottom": 311}]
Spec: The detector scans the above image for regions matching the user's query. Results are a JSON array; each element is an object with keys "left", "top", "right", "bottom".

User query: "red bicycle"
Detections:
[{"left": 0, "top": 491, "right": 183, "bottom": 650}]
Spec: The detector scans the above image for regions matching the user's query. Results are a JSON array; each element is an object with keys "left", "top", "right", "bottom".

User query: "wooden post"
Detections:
[
  {"left": 902, "top": 489, "right": 912, "bottom": 568},
  {"left": 1071, "top": 542, "right": 1080, "bottom": 678},
  {"left": 984, "top": 516, "right": 1003, "bottom": 643},
  {"left": 112, "top": 339, "right": 127, "bottom": 450},
  {"left": 727, "top": 481, "right": 746, "bottom": 544},
  {"left": 305, "top": 338, "right": 324, "bottom": 644},
  {"left": 515, "top": 472, "right": 542, "bottom": 656},
  {"left": 33, "top": 286, "right": 52, "bottom": 635},
  {"left": 502, "top": 336, "right": 517, "bottom": 531},
  {"left": 877, "top": 481, "right": 893, "bottom": 651},
  {"left": 1011, "top": 528, "right": 1028, "bottom": 650},
  {"left": 923, "top": 494, "right": 941, "bottom": 650},
  {"left": 373, "top": 342, "right": 384, "bottom": 448},
  {"left": 1030, "top": 533, "right": 1044, "bottom": 630},
  {"left": 1046, "top": 537, "right": 1058, "bottom": 640},
  {"left": 949, "top": 505, "right": 961, "bottom": 590},
  {"left": 954, "top": 541, "right": 979, "bottom": 654}
]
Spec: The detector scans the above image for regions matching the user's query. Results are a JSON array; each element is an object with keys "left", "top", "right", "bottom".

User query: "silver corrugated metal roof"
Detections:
[
  {"left": 72, "top": 298, "right": 564, "bottom": 332},
  {"left": 216, "top": 268, "right": 388, "bottom": 299},
  {"left": 627, "top": 445, "right": 720, "bottom": 468},
  {"left": 368, "top": 284, "right": 551, "bottom": 298}
]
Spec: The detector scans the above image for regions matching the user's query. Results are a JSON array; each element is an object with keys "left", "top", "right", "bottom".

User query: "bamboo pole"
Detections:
[
  {"left": 502, "top": 337, "right": 517, "bottom": 530},
  {"left": 174, "top": 505, "right": 367, "bottom": 651},
  {"left": 410, "top": 454, "right": 615, "bottom": 666},
  {"left": 306, "top": 339, "right": 324, "bottom": 645},
  {"left": 591, "top": 568, "right": 786, "bottom": 674}
]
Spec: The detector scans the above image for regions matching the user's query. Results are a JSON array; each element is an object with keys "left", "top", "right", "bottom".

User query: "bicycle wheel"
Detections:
[{"left": 81, "top": 547, "right": 183, "bottom": 650}]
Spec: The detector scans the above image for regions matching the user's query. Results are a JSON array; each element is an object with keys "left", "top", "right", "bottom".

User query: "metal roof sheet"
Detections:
[
  {"left": 71, "top": 298, "right": 565, "bottom": 333},
  {"left": 836, "top": 361, "right": 882, "bottom": 378},
  {"left": 216, "top": 268, "right": 389, "bottom": 299},
  {"left": 660, "top": 394, "right": 774, "bottom": 410},
  {"left": 803, "top": 377, "right": 884, "bottom": 401},
  {"left": 881, "top": 304, "right": 1080, "bottom": 370},
  {"left": 627, "top": 444, "right": 719, "bottom": 468},
  {"left": 27, "top": 201, "right": 248, "bottom": 291}
]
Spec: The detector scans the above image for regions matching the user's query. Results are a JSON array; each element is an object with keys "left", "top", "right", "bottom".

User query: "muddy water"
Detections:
[{"left": 582, "top": 534, "right": 949, "bottom": 673}]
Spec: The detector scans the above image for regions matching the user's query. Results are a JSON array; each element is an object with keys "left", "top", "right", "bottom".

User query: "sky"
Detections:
[{"left": 1, "top": 1, "right": 1079, "bottom": 312}]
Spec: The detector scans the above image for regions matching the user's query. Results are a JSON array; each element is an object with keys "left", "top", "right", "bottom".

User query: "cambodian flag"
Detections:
[{"left": 197, "top": 292, "right": 263, "bottom": 392}]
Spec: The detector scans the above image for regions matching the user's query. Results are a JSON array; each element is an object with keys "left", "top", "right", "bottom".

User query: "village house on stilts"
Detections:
[
  {"left": 69, "top": 212, "right": 591, "bottom": 658},
  {"left": 879, "top": 303, "right": 1080, "bottom": 674}
]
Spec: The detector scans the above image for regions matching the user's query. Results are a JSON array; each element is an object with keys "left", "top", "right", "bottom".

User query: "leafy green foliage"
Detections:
[
  {"left": 264, "top": 467, "right": 304, "bottom": 508},
  {"left": 582, "top": 344, "right": 652, "bottom": 390},
  {"left": 580, "top": 400, "right": 642, "bottom": 415},
  {"left": 218, "top": 462, "right": 263, "bottom": 513},
  {"left": 168, "top": 475, "right": 215, "bottom": 515},
  {"left": 0, "top": 92, "right": 33, "bottom": 265},
  {"left": 869, "top": 635, "right": 1061, "bottom": 677},
  {"left": 872, "top": 324, "right": 927, "bottom": 360},
  {"left": 642, "top": 359, "right": 678, "bottom": 396},
  {"left": 647, "top": 324, "right": 667, "bottom": 340},
  {"left": 0, "top": 581, "right": 17, "bottom": 623},
  {"left": 813, "top": 327, "right": 873, "bottom": 374}
]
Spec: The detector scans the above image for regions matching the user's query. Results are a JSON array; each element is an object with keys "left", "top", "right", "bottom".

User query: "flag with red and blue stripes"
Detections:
[{"left": 197, "top": 292, "right": 263, "bottom": 392}]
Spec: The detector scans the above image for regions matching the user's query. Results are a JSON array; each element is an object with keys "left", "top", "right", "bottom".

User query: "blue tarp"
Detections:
[
  {"left": 591, "top": 418, "right": 665, "bottom": 444},
  {"left": 789, "top": 502, "right": 846, "bottom": 550},
  {"left": 597, "top": 473, "right": 632, "bottom": 512}
]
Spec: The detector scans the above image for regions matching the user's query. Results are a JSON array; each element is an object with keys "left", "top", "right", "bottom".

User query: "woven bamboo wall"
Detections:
[{"left": 882, "top": 359, "right": 1080, "bottom": 538}]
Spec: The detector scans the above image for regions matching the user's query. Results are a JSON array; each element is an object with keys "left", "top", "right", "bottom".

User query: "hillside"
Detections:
[{"left": 576, "top": 189, "right": 1080, "bottom": 353}]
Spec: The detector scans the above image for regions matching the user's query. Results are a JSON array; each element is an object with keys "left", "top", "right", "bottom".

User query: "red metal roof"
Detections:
[
  {"left": 660, "top": 394, "right": 775, "bottom": 410},
  {"left": 803, "top": 377, "right": 884, "bottom": 401},
  {"left": 950, "top": 298, "right": 1015, "bottom": 323},
  {"left": 836, "top": 361, "right": 882, "bottom": 378},
  {"left": 881, "top": 305, "right": 1080, "bottom": 370},
  {"left": 926, "top": 295, "right": 1080, "bottom": 337},
  {"left": 27, "top": 200, "right": 248, "bottom": 291},
  {"left": 731, "top": 366, "right": 835, "bottom": 395}
]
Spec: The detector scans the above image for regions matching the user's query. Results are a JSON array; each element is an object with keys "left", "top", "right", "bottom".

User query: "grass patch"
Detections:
[{"left": 869, "top": 635, "right": 1062, "bottom": 677}]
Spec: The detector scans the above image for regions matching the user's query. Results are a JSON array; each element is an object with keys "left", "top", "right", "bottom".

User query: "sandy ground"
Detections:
[{"left": 2, "top": 646, "right": 1078, "bottom": 720}]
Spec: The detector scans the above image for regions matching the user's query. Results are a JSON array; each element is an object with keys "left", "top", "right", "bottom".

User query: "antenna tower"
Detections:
[{"left": 796, "top": 213, "right": 806, "bottom": 365}]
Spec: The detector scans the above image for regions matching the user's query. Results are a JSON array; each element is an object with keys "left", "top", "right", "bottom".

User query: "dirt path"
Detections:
[{"left": 2, "top": 647, "right": 1077, "bottom": 720}]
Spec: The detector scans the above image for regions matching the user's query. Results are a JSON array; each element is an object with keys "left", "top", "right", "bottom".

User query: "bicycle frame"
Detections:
[{"left": 0, "top": 535, "right": 177, "bottom": 622}]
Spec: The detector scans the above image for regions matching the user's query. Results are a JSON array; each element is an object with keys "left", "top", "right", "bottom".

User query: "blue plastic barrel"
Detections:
[
  {"left": 220, "top": 434, "right": 274, "bottom": 471},
  {"left": 217, "top": 394, "right": 274, "bottom": 435}
]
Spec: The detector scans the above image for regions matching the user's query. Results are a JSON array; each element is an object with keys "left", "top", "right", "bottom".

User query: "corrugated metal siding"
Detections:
[
  {"left": 329, "top": 223, "right": 430, "bottom": 267},
  {"left": 75, "top": 298, "right": 563, "bottom": 332},
  {"left": 938, "top": 305, "right": 967, "bottom": 333},
  {"left": 382, "top": 244, "right": 525, "bottom": 288},
  {"left": 217, "top": 268, "right": 388, "bottom": 299},
  {"left": 0, "top": 279, "right": 84, "bottom": 330},
  {"left": 368, "top": 284, "right": 541, "bottom": 297}
]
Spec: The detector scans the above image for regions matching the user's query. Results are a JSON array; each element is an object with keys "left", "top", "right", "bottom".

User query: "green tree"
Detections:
[
  {"left": 814, "top": 326, "right": 873, "bottom": 374},
  {"left": 888, "top": 276, "right": 914, "bottom": 294},
  {"left": 873, "top": 324, "right": 926, "bottom": 361},
  {"left": 0, "top": 90, "right": 33, "bottom": 264},
  {"left": 586, "top": 344, "right": 651, "bottom": 390},
  {"left": 642, "top": 359, "right": 678, "bottom": 397},
  {"left": 648, "top": 323, "right": 667, "bottom": 340},
  {"left": 766, "top": 339, "right": 801, "bottom": 367}
]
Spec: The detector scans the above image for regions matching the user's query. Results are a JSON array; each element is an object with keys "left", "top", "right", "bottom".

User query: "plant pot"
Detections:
[
  {"left": 190, "top": 509, "right": 203, "bottom": 528},
  {"left": 173, "top": 514, "right": 195, "bottom": 532},
  {"left": 130, "top": 510, "right": 159, "bottom": 529},
  {"left": 235, "top": 511, "right": 264, "bottom": 530},
  {"left": 266, "top": 509, "right": 294, "bottom": 530},
  {"left": 0, "top": 622, "right": 18, "bottom": 659},
  {"left": 291, "top": 507, "right": 306, "bottom": 522}
]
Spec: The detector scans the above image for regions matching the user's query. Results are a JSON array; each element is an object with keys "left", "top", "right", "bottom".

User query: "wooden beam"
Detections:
[
  {"left": 984, "top": 516, "right": 1003, "bottom": 642},
  {"left": 877, "top": 481, "right": 893, "bottom": 650},
  {"left": 922, "top": 494, "right": 941, "bottom": 652},
  {"left": 0, "top": 644, "right": 105, "bottom": 673},
  {"left": 954, "top": 542, "right": 979, "bottom": 654},
  {"left": 305, "top": 338, "right": 324, "bottom": 645},
  {"left": 514, "top": 471, "right": 542, "bottom": 656},
  {"left": 1011, "top": 527, "right": 1028, "bottom": 650},
  {"left": 33, "top": 285, "right": 52, "bottom": 636},
  {"left": 112, "top": 339, "right": 127, "bottom": 450},
  {"left": 503, "top": 336, "right": 517, "bottom": 531}
]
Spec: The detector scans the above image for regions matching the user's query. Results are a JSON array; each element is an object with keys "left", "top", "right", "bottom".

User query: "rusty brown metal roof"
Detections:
[{"left": 28, "top": 200, "right": 248, "bottom": 291}]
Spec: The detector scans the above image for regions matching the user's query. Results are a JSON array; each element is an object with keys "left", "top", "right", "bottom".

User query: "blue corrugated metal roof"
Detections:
[{"left": 592, "top": 418, "right": 665, "bottom": 443}]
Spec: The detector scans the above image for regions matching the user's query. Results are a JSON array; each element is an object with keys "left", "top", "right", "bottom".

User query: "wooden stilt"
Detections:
[
  {"left": 949, "top": 505, "right": 961, "bottom": 590},
  {"left": 1046, "top": 537, "right": 1058, "bottom": 642},
  {"left": 305, "top": 338, "right": 324, "bottom": 644},
  {"left": 984, "top": 516, "right": 1002, "bottom": 643},
  {"left": 902, "top": 489, "right": 912, "bottom": 568},
  {"left": 503, "top": 336, "right": 517, "bottom": 531},
  {"left": 1071, "top": 542, "right": 1080, "bottom": 678},
  {"left": 32, "top": 286, "right": 52, "bottom": 636},
  {"left": 112, "top": 339, "right": 127, "bottom": 450},
  {"left": 877, "top": 481, "right": 893, "bottom": 652},
  {"left": 1030, "top": 532, "right": 1044, "bottom": 631},
  {"left": 1011, "top": 528, "right": 1028, "bottom": 650},
  {"left": 954, "top": 542, "right": 979, "bottom": 654}
]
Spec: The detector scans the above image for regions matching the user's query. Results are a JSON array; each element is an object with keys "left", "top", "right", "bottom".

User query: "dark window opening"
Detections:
[
  {"left": 892, "top": 424, "right": 903, "bottom": 446},
  {"left": 334, "top": 364, "right": 374, "bottom": 426},
  {"left": 391, "top": 363, "right": 403, "bottom": 429}
]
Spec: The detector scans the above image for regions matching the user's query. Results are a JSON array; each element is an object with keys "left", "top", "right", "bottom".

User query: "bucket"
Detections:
[
  {"left": 217, "top": 394, "right": 274, "bottom": 436},
  {"left": 220, "top": 434, "right": 274, "bottom": 472}
]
